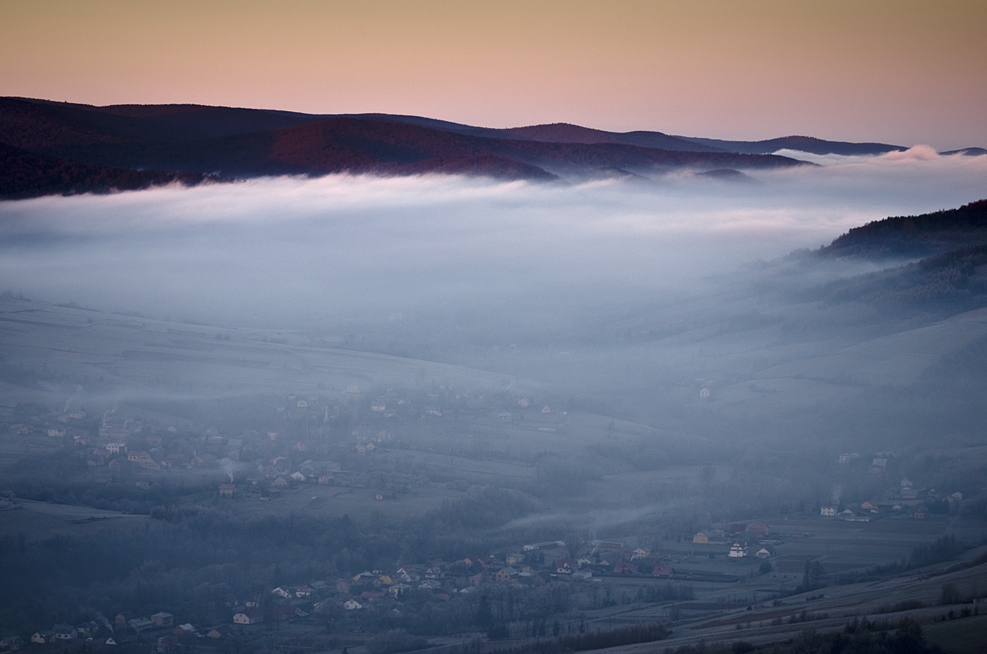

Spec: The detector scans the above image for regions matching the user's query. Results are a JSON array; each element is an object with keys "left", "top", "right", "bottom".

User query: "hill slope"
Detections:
[
  {"left": 818, "top": 199, "right": 987, "bottom": 259},
  {"left": 2, "top": 97, "right": 810, "bottom": 198}
]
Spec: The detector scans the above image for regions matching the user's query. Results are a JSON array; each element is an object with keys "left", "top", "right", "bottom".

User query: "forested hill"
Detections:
[
  {"left": 803, "top": 201, "right": 987, "bottom": 321},
  {"left": 818, "top": 199, "right": 987, "bottom": 259},
  {"left": 0, "top": 142, "right": 212, "bottom": 200},
  {"left": 0, "top": 97, "right": 801, "bottom": 198}
]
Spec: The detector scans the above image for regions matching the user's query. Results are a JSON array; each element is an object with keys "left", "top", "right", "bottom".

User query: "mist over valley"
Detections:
[{"left": 1, "top": 105, "right": 986, "bottom": 654}]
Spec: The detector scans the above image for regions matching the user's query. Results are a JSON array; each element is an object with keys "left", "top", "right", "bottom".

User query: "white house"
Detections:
[
  {"left": 233, "top": 608, "right": 262, "bottom": 625},
  {"left": 728, "top": 541, "right": 748, "bottom": 558}
]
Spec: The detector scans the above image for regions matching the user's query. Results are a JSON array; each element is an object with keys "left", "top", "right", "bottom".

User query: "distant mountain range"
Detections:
[{"left": 0, "top": 97, "right": 982, "bottom": 199}]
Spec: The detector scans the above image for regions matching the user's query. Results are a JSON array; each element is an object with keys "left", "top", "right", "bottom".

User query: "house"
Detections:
[
  {"left": 289, "top": 471, "right": 305, "bottom": 483},
  {"left": 336, "top": 580, "right": 351, "bottom": 594},
  {"left": 53, "top": 625, "right": 78, "bottom": 641},
  {"left": 755, "top": 547, "right": 774, "bottom": 559},
  {"left": 352, "top": 571, "right": 376, "bottom": 583},
  {"left": 388, "top": 583, "right": 411, "bottom": 598},
  {"left": 652, "top": 566, "right": 674, "bottom": 577},
  {"left": 115, "top": 612, "right": 136, "bottom": 626},
  {"left": 151, "top": 612, "right": 174, "bottom": 627},
  {"left": 130, "top": 617, "right": 152, "bottom": 631},
  {"left": 396, "top": 566, "right": 419, "bottom": 581},
  {"left": 270, "top": 476, "right": 289, "bottom": 488},
  {"left": 506, "top": 553, "right": 525, "bottom": 566},
  {"left": 630, "top": 548, "right": 650, "bottom": 560},
  {"left": 748, "top": 522, "right": 768, "bottom": 537},
  {"left": 495, "top": 567, "right": 518, "bottom": 583},
  {"left": 271, "top": 586, "right": 293, "bottom": 599},
  {"left": 554, "top": 558, "right": 578, "bottom": 574},
  {"left": 838, "top": 453, "right": 859, "bottom": 464},
  {"left": 424, "top": 566, "right": 444, "bottom": 579},
  {"left": 173, "top": 624, "right": 196, "bottom": 637},
  {"left": 219, "top": 484, "right": 236, "bottom": 498},
  {"left": 343, "top": 600, "right": 363, "bottom": 611},
  {"left": 233, "top": 608, "right": 262, "bottom": 625},
  {"left": 861, "top": 500, "right": 879, "bottom": 511},
  {"left": 0, "top": 635, "right": 24, "bottom": 651},
  {"left": 74, "top": 621, "right": 98, "bottom": 638},
  {"left": 820, "top": 506, "right": 837, "bottom": 517},
  {"left": 206, "top": 626, "right": 234, "bottom": 640},
  {"left": 728, "top": 541, "right": 748, "bottom": 558},
  {"left": 729, "top": 523, "right": 747, "bottom": 535},
  {"left": 294, "top": 585, "right": 315, "bottom": 598},
  {"left": 693, "top": 531, "right": 709, "bottom": 544},
  {"left": 31, "top": 632, "right": 53, "bottom": 644},
  {"left": 612, "top": 561, "right": 638, "bottom": 575},
  {"left": 360, "top": 591, "right": 384, "bottom": 601},
  {"left": 913, "top": 508, "right": 926, "bottom": 519}
]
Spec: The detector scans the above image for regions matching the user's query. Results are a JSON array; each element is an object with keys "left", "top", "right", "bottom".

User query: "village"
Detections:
[
  {"left": 2, "top": 381, "right": 965, "bottom": 514},
  {"left": 7, "top": 529, "right": 764, "bottom": 653},
  {"left": 1, "top": 379, "right": 981, "bottom": 654}
]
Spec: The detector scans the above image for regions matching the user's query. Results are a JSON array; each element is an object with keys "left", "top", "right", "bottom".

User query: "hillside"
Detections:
[
  {"left": 492, "top": 122, "right": 723, "bottom": 152},
  {"left": 0, "top": 142, "right": 210, "bottom": 199},
  {"left": 0, "top": 97, "right": 806, "bottom": 198},
  {"left": 818, "top": 199, "right": 987, "bottom": 259},
  {"left": 681, "top": 134, "right": 907, "bottom": 155},
  {"left": 4, "top": 97, "right": 983, "bottom": 200}
]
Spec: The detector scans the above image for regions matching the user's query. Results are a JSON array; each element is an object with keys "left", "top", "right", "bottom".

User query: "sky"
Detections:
[{"left": 1, "top": 0, "right": 985, "bottom": 150}]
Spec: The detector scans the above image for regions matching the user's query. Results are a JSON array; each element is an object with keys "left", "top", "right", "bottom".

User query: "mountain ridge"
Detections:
[{"left": 2, "top": 97, "right": 982, "bottom": 199}]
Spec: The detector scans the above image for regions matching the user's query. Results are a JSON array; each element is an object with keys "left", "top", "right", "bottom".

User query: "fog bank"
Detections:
[{"left": 1, "top": 152, "right": 984, "bottom": 330}]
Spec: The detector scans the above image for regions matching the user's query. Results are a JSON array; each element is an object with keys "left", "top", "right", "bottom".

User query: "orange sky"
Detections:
[{"left": 1, "top": 0, "right": 985, "bottom": 149}]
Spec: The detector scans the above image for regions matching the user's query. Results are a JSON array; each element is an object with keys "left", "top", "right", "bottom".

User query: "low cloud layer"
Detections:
[{"left": 1, "top": 153, "right": 984, "bottom": 330}]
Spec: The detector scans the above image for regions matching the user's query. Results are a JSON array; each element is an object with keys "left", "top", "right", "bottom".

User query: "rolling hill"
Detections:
[
  {"left": 2, "top": 96, "right": 982, "bottom": 199},
  {"left": 0, "top": 97, "right": 800, "bottom": 198}
]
